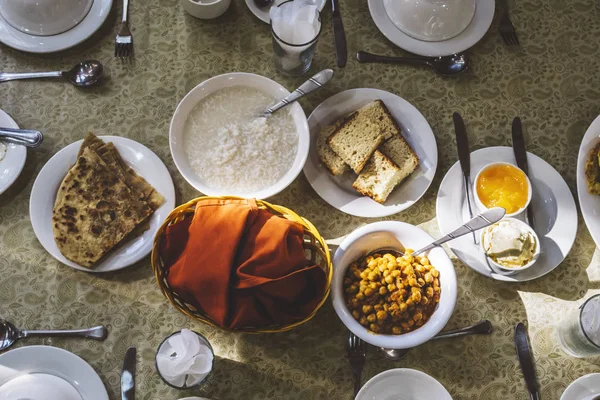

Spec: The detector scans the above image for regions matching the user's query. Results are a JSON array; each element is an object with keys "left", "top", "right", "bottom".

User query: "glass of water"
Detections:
[{"left": 558, "top": 294, "right": 600, "bottom": 358}]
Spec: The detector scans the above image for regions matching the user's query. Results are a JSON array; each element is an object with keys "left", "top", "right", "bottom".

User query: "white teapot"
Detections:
[{"left": 0, "top": 0, "right": 94, "bottom": 36}]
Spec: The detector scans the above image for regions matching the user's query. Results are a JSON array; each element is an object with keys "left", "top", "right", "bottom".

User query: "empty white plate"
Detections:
[
  {"left": 561, "top": 373, "right": 600, "bottom": 400},
  {"left": 303, "top": 88, "right": 437, "bottom": 218},
  {"left": 30, "top": 136, "right": 176, "bottom": 273},
  {"left": 0, "top": 373, "right": 82, "bottom": 400},
  {"left": 0, "top": 110, "right": 26, "bottom": 196},
  {"left": 356, "top": 368, "right": 452, "bottom": 400},
  {"left": 577, "top": 115, "right": 600, "bottom": 249}
]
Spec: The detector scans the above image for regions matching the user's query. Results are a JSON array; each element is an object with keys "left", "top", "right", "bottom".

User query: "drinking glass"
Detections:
[{"left": 558, "top": 294, "right": 600, "bottom": 358}]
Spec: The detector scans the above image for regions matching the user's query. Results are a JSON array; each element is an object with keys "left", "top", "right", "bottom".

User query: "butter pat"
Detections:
[{"left": 482, "top": 219, "right": 537, "bottom": 268}]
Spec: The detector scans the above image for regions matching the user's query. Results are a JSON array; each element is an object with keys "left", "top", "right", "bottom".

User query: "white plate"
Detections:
[
  {"left": 0, "top": 0, "right": 112, "bottom": 53},
  {"left": 245, "top": 0, "right": 327, "bottom": 24},
  {"left": 436, "top": 147, "right": 578, "bottom": 282},
  {"left": 577, "top": 115, "right": 600, "bottom": 249},
  {"left": 303, "top": 88, "right": 437, "bottom": 218},
  {"left": 0, "top": 110, "right": 26, "bottom": 195},
  {"left": 368, "top": 0, "right": 494, "bottom": 57},
  {"left": 0, "top": 346, "right": 108, "bottom": 400},
  {"left": 356, "top": 368, "right": 452, "bottom": 400},
  {"left": 30, "top": 136, "right": 176, "bottom": 273},
  {"left": 562, "top": 373, "right": 600, "bottom": 400}
]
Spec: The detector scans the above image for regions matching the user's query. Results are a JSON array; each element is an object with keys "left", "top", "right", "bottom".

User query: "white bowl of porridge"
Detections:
[{"left": 170, "top": 73, "right": 310, "bottom": 199}]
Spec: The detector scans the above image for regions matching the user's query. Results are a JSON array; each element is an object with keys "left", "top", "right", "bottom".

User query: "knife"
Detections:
[
  {"left": 453, "top": 112, "right": 477, "bottom": 244},
  {"left": 331, "top": 0, "right": 347, "bottom": 68},
  {"left": 511, "top": 117, "right": 536, "bottom": 232},
  {"left": 121, "top": 346, "right": 136, "bottom": 400},
  {"left": 515, "top": 323, "right": 541, "bottom": 400}
]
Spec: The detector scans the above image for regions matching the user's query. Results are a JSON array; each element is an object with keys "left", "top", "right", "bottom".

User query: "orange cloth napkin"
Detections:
[{"left": 161, "top": 198, "right": 326, "bottom": 329}]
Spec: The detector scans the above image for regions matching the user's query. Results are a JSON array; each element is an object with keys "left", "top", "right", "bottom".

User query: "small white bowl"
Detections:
[
  {"left": 169, "top": 72, "right": 310, "bottom": 199},
  {"left": 331, "top": 221, "right": 457, "bottom": 350},
  {"left": 474, "top": 161, "right": 532, "bottom": 218},
  {"left": 480, "top": 217, "right": 540, "bottom": 274},
  {"left": 181, "top": 0, "right": 231, "bottom": 19},
  {"left": 356, "top": 368, "right": 452, "bottom": 400}
]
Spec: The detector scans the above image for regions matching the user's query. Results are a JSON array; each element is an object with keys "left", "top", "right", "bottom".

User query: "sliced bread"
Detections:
[
  {"left": 317, "top": 121, "right": 348, "bottom": 175},
  {"left": 379, "top": 134, "right": 419, "bottom": 185},
  {"left": 352, "top": 150, "right": 404, "bottom": 204},
  {"left": 356, "top": 100, "right": 401, "bottom": 140}
]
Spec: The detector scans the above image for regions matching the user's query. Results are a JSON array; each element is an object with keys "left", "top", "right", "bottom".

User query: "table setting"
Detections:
[{"left": 1, "top": 0, "right": 600, "bottom": 398}]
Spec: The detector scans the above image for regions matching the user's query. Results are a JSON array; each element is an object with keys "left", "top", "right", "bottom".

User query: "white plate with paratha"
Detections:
[{"left": 30, "top": 136, "right": 175, "bottom": 272}]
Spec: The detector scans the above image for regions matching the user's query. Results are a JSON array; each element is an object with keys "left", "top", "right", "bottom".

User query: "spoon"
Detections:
[
  {"left": 262, "top": 69, "right": 334, "bottom": 117},
  {"left": 356, "top": 51, "right": 468, "bottom": 75},
  {"left": 254, "top": 0, "right": 273, "bottom": 8},
  {"left": 0, "top": 127, "right": 44, "bottom": 148},
  {"left": 378, "top": 320, "right": 493, "bottom": 360},
  {"left": 0, "top": 319, "right": 107, "bottom": 351},
  {"left": 0, "top": 60, "right": 104, "bottom": 87}
]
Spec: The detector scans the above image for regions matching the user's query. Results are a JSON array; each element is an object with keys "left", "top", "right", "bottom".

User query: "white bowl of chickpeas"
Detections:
[{"left": 331, "top": 221, "right": 457, "bottom": 349}]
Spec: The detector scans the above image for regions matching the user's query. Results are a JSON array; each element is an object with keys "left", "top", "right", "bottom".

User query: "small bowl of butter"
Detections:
[{"left": 480, "top": 218, "right": 540, "bottom": 274}]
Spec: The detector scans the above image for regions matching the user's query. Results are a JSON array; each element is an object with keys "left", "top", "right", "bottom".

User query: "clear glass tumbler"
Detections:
[
  {"left": 558, "top": 294, "right": 600, "bottom": 358},
  {"left": 270, "top": 1, "right": 322, "bottom": 76}
]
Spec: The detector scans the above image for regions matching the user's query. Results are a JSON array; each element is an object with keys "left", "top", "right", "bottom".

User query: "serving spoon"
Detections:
[
  {"left": 0, "top": 127, "right": 44, "bottom": 148},
  {"left": 0, "top": 319, "right": 107, "bottom": 351},
  {"left": 356, "top": 51, "right": 468, "bottom": 75},
  {"left": 0, "top": 60, "right": 104, "bottom": 87}
]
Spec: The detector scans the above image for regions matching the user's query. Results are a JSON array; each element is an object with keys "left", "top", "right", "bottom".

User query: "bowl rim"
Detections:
[
  {"left": 331, "top": 221, "right": 457, "bottom": 349},
  {"left": 473, "top": 161, "right": 533, "bottom": 218},
  {"left": 169, "top": 72, "right": 309, "bottom": 199}
]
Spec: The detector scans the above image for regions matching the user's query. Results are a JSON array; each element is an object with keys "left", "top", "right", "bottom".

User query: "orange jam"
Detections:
[{"left": 476, "top": 164, "right": 529, "bottom": 214}]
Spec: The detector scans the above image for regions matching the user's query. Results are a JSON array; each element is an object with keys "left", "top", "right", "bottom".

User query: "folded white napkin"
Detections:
[{"left": 156, "top": 329, "right": 213, "bottom": 387}]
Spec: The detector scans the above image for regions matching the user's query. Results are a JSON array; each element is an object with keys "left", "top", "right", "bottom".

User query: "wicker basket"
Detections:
[{"left": 151, "top": 196, "right": 332, "bottom": 333}]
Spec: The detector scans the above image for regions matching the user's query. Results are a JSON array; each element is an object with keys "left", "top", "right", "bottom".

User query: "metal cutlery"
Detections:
[
  {"left": 0, "top": 61, "right": 103, "bottom": 87},
  {"left": 331, "top": 0, "right": 347, "bottom": 67},
  {"left": 115, "top": 0, "right": 134, "bottom": 58},
  {"left": 0, "top": 319, "right": 107, "bottom": 351},
  {"left": 121, "top": 346, "right": 137, "bottom": 400},
  {"left": 347, "top": 332, "right": 366, "bottom": 396},
  {"left": 378, "top": 320, "right": 493, "bottom": 360},
  {"left": 0, "top": 128, "right": 43, "bottom": 148},
  {"left": 512, "top": 116, "right": 535, "bottom": 231},
  {"left": 499, "top": 0, "right": 519, "bottom": 46},
  {"left": 262, "top": 69, "right": 333, "bottom": 117},
  {"left": 253, "top": 0, "right": 273, "bottom": 8},
  {"left": 515, "top": 323, "right": 540, "bottom": 400},
  {"left": 356, "top": 51, "right": 468, "bottom": 75},
  {"left": 453, "top": 112, "right": 478, "bottom": 244}
]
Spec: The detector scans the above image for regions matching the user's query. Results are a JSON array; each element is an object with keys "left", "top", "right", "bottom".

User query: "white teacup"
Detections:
[{"left": 181, "top": 0, "right": 231, "bottom": 19}]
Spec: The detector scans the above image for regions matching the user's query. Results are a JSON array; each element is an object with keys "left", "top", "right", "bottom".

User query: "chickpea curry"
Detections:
[{"left": 343, "top": 250, "right": 441, "bottom": 335}]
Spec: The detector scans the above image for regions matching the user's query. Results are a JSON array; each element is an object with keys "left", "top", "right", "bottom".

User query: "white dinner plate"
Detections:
[
  {"left": 30, "top": 136, "right": 176, "bottom": 273},
  {"left": 436, "top": 147, "right": 577, "bottom": 282},
  {"left": 303, "top": 88, "right": 437, "bottom": 218},
  {"left": 0, "top": 0, "right": 112, "bottom": 53},
  {"left": 0, "top": 346, "right": 108, "bottom": 400},
  {"left": 0, "top": 110, "right": 26, "bottom": 195},
  {"left": 577, "top": 115, "right": 600, "bottom": 249},
  {"left": 368, "top": 0, "right": 494, "bottom": 57},
  {"left": 245, "top": 0, "right": 327, "bottom": 24},
  {"left": 562, "top": 373, "right": 600, "bottom": 400},
  {"left": 356, "top": 368, "right": 452, "bottom": 400}
]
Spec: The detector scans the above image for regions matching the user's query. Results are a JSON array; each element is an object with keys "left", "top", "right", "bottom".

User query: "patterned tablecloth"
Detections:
[{"left": 1, "top": 0, "right": 600, "bottom": 398}]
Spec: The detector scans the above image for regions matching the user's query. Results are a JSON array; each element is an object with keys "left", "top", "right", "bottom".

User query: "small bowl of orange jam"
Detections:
[{"left": 474, "top": 162, "right": 532, "bottom": 217}]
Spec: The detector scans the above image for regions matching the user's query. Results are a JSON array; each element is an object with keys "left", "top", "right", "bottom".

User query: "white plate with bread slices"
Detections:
[{"left": 304, "top": 88, "right": 437, "bottom": 218}]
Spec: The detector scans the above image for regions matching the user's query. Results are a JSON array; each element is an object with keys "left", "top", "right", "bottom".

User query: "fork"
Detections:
[
  {"left": 115, "top": 0, "right": 133, "bottom": 58},
  {"left": 499, "top": 0, "right": 519, "bottom": 46},
  {"left": 347, "top": 332, "right": 367, "bottom": 397}
]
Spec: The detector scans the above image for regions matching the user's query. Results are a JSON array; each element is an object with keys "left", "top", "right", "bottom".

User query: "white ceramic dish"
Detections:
[
  {"left": 181, "top": 0, "right": 231, "bottom": 19},
  {"left": 170, "top": 72, "right": 309, "bottom": 200},
  {"left": 29, "top": 136, "right": 176, "bottom": 273},
  {"left": 303, "top": 88, "right": 437, "bottom": 218},
  {"left": 0, "top": 110, "right": 27, "bottom": 196},
  {"left": 245, "top": 0, "right": 327, "bottom": 24},
  {"left": 383, "top": 0, "right": 477, "bottom": 42},
  {"left": 0, "top": 0, "right": 112, "bottom": 53},
  {"left": 356, "top": 368, "right": 452, "bottom": 400},
  {"left": 473, "top": 161, "right": 532, "bottom": 218},
  {"left": 0, "top": 346, "right": 108, "bottom": 400},
  {"left": 0, "top": 373, "right": 82, "bottom": 400},
  {"left": 437, "top": 147, "right": 577, "bottom": 282},
  {"left": 331, "top": 221, "right": 457, "bottom": 349},
  {"left": 577, "top": 115, "right": 600, "bottom": 250},
  {"left": 368, "top": 0, "right": 494, "bottom": 57},
  {"left": 561, "top": 373, "right": 600, "bottom": 400}
]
